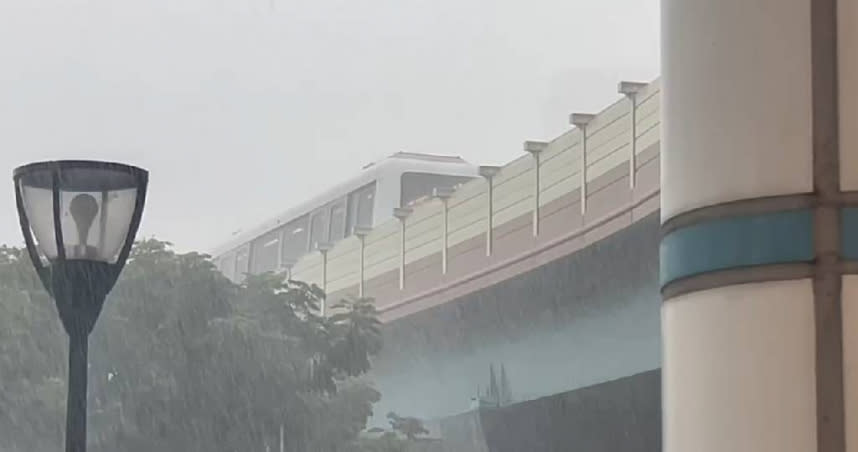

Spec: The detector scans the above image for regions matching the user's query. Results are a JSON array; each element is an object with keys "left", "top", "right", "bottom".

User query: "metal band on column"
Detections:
[{"left": 810, "top": 1, "right": 844, "bottom": 449}]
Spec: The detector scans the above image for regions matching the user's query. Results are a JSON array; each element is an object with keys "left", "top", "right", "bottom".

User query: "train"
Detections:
[{"left": 211, "top": 152, "right": 479, "bottom": 282}]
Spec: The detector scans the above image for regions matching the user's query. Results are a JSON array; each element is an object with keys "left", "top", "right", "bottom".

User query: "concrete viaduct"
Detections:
[{"left": 287, "top": 1, "right": 858, "bottom": 450}]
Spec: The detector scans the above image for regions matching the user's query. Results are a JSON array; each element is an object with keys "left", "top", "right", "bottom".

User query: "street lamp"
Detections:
[{"left": 13, "top": 160, "right": 148, "bottom": 452}]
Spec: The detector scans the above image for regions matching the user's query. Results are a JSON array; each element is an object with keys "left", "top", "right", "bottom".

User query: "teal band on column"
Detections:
[
  {"left": 842, "top": 208, "right": 858, "bottom": 260},
  {"left": 660, "top": 208, "right": 814, "bottom": 288}
]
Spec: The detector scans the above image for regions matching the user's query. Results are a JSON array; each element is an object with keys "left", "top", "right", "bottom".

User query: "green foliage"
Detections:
[
  {"left": 386, "top": 412, "right": 428, "bottom": 441},
  {"left": 0, "top": 245, "right": 65, "bottom": 451},
  {"left": 345, "top": 413, "right": 435, "bottom": 452},
  {"left": 346, "top": 432, "right": 412, "bottom": 452},
  {"left": 328, "top": 299, "right": 383, "bottom": 378},
  {"left": 0, "top": 239, "right": 385, "bottom": 452}
]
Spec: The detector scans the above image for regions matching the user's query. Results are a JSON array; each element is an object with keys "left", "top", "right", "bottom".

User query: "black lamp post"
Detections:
[{"left": 13, "top": 160, "right": 148, "bottom": 452}]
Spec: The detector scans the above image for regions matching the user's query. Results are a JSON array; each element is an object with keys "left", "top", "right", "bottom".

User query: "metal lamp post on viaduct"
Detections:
[{"left": 13, "top": 160, "right": 148, "bottom": 452}]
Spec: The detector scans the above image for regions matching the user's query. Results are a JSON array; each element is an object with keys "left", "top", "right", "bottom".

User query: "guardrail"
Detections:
[{"left": 292, "top": 78, "right": 662, "bottom": 321}]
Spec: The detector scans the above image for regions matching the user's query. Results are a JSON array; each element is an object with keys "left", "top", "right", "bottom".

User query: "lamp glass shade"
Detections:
[{"left": 17, "top": 165, "right": 141, "bottom": 264}]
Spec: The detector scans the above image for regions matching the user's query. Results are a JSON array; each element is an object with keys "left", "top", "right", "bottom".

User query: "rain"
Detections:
[{"left": 0, "top": 0, "right": 661, "bottom": 451}]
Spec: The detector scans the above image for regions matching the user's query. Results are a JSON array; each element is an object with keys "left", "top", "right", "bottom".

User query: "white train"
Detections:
[{"left": 211, "top": 152, "right": 479, "bottom": 282}]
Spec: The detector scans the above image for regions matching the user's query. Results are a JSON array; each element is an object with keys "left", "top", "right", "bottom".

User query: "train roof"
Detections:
[{"left": 210, "top": 152, "right": 477, "bottom": 257}]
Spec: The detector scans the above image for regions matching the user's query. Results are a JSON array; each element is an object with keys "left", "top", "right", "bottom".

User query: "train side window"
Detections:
[
  {"left": 280, "top": 216, "right": 308, "bottom": 263},
  {"left": 234, "top": 246, "right": 250, "bottom": 282},
  {"left": 251, "top": 229, "right": 280, "bottom": 274},
  {"left": 346, "top": 182, "right": 376, "bottom": 234},
  {"left": 329, "top": 202, "right": 346, "bottom": 242},
  {"left": 220, "top": 252, "right": 237, "bottom": 282},
  {"left": 309, "top": 210, "right": 329, "bottom": 250}
]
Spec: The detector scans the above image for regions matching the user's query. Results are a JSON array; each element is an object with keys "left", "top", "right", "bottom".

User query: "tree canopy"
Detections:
[{"left": 0, "top": 239, "right": 390, "bottom": 452}]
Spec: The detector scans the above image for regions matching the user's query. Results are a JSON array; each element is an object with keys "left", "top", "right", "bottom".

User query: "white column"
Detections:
[
  {"left": 480, "top": 166, "right": 501, "bottom": 256},
  {"left": 840, "top": 1, "right": 858, "bottom": 190},
  {"left": 434, "top": 187, "right": 454, "bottom": 274},
  {"left": 354, "top": 226, "right": 371, "bottom": 298},
  {"left": 393, "top": 208, "right": 412, "bottom": 290},
  {"left": 316, "top": 242, "right": 332, "bottom": 316},
  {"left": 570, "top": 114, "right": 595, "bottom": 214},
  {"left": 524, "top": 141, "right": 547, "bottom": 237},
  {"left": 662, "top": 1, "right": 845, "bottom": 452},
  {"left": 618, "top": 81, "right": 648, "bottom": 189},
  {"left": 843, "top": 276, "right": 858, "bottom": 452},
  {"left": 662, "top": 0, "right": 812, "bottom": 219},
  {"left": 663, "top": 281, "right": 817, "bottom": 452}
]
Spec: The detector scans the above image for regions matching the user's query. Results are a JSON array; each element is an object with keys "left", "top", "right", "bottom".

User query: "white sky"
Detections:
[{"left": 0, "top": 0, "right": 659, "bottom": 253}]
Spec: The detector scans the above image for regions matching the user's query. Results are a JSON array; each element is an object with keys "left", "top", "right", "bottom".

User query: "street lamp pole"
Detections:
[
  {"left": 67, "top": 329, "right": 88, "bottom": 451},
  {"left": 13, "top": 161, "right": 148, "bottom": 452}
]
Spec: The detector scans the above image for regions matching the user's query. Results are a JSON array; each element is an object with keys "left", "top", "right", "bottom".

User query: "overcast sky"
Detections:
[{"left": 0, "top": 0, "right": 659, "bottom": 253}]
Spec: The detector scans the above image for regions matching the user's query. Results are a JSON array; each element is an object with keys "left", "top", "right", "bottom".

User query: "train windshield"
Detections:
[{"left": 400, "top": 172, "right": 475, "bottom": 207}]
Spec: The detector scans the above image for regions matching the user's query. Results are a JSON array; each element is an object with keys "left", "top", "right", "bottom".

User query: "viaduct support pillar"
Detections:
[{"left": 661, "top": 1, "right": 857, "bottom": 451}]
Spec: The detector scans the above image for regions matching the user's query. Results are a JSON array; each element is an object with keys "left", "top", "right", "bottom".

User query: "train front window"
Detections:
[{"left": 400, "top": 172, "right": 475, "bottom": 207}]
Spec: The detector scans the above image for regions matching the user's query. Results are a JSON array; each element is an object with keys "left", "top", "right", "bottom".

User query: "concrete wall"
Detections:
[
  {"left": 369, "top": 212, "right": 661, "bottom": 420},
  {"left": 438, "top": 370, "right": 661, "bottom": 452}
]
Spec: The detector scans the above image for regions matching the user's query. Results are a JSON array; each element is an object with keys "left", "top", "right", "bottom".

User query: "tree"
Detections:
[
  {"left": 0, "top": 246, "right": 66, "bottom": 451},
  {"left": 328, "top": 298, "right": 383, "bottom": 378},
  {"left": 385, "top": 412, "right": 428, "bottom": 441},
  {"left": 345, "top": 411, "right": 430, "bottom": 452},
  {"left": 0, "top": 239, "right": 386, "bottom": 452},
  {"left": 346, "top": 432, "right": 411, "bottom": 452}
]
